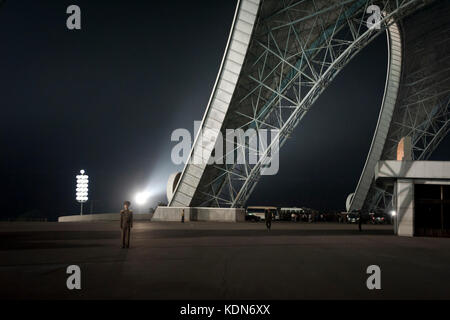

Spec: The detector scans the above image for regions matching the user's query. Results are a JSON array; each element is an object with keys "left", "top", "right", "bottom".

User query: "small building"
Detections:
[{"left": 375, "top": 160, "right": 450, "bottom": 237}]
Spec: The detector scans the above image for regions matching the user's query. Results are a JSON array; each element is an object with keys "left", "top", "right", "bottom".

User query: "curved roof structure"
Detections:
[
  {"left": 169, "top": 0, "right": 449, "bottom": 210},
  {"left": 349, "top": 21, "right": 402, "bottom": 211},
  {"left": 170, "top": 0, "right": 261, "bottom": 207},
  {"left": 352, "top": 0, "right": 450, "bottom": 211}
]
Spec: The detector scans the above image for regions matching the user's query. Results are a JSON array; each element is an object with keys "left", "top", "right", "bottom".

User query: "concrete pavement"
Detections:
[{"left": 1, "top": 221, "right": 449, "bottom": 299}]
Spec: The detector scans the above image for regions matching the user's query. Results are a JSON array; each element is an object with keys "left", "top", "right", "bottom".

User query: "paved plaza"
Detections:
[{"left": 1, "top": 221, "right": 449, "bottom": 299}]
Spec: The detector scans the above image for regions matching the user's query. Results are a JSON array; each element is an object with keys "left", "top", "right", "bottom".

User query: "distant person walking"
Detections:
[
  {"left": 358, "top": 211, "right": 362, "bottom": 232},
  {"left": 265, "top": 209, "right": 272, "bottom": 230},
  {"left": 181, "top": 209, "right": 185, "bottom": 223},
  {"left": 120, "top": 201, "right": 133, "bottom": 248}
]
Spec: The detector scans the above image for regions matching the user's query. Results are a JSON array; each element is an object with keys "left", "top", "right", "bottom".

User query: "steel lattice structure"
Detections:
[
  {"left": 169, "top": 0, "right": 449, "bottom": 210},
  {"left": 354, "top": 0, "right": 450, "bottom": 212}
]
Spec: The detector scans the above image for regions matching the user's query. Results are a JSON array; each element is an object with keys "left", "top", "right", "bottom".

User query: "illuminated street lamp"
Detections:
[
  {"left": 76, "top": 169, "right": 89, "bottom": 215},
  {"left": 390, "top": 210, "right": 397, "bottom": 235}
]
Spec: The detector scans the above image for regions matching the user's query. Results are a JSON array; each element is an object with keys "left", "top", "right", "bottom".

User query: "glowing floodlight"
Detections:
[
  {"left": 135, "top": 191, "right": 151, "bottom": 206},
  {"left": 76, "top": 169, "right": 89, "bottom": 215},
  {"left": 390, "top": 210, "right": 397, "bottom": 217}
]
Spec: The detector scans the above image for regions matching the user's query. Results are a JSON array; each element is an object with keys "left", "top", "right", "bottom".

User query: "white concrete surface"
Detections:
[
  {"left": 375, "top": 161, "right": 450, "bottom": 180},
  {"left": 395, "top": 180, "right": 414, "bottom": 237},
  {"left": 58, "top": 213, "right": 153, "bottom": 222},
  {"left": 152, "top": 206, "right": 245, "bottom": 222}
]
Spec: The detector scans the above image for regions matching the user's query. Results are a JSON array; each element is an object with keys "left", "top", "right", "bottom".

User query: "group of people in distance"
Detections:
[{"left": 119, "top": 203, "right": 276, "bottom": 249}]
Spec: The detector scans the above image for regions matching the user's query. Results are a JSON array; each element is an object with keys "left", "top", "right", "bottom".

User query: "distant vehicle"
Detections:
[
  {"left": 279, "top": 207, "right": 304, "bottom": 221},
  {"left": 246, "top": 206, "right": 277, "bottom": 221},
  {"left": 370, "top": 214, "right": 387, "bottom": 224},
  {"left": 245, "top": 214, "right": 261, "bottom": 222},
  {"left": 347, "top": 212, "right": 360, "bottom": 224}
]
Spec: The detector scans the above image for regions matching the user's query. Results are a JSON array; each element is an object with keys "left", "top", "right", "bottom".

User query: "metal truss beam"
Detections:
[{"left": 195, "top": 0, "right": 430, "bottom": 208}]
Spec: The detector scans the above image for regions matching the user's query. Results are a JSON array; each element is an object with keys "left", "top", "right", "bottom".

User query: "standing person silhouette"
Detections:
[
  {"left": 265, "top": 209, "right": 272, "bottom": 230},
  {"left": 120, "top": 201, "right": 133, "bottom": 248}
]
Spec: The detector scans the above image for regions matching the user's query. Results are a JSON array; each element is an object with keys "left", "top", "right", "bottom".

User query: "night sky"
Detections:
[{"left": 1, "top": 0, "right": 449, "bottom": 220}]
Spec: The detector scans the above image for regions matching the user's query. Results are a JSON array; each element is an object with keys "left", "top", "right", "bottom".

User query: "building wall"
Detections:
[
  {"left": 59, "top": 213, "right": 153, "bottom": 222},
  {"left": 153, "top": 207, "right": 245, "bottom": 222}
]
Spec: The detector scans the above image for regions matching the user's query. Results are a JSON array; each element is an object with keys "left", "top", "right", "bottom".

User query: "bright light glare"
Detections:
[
  {"left": 390, "top": 210, "right": 397, "bottom": 217},
  {"left": 76, "top": 170, "right": 89, "bottom": 203},
  {"left": 135, "top": 191, "right": 151, "bottom": 206}
]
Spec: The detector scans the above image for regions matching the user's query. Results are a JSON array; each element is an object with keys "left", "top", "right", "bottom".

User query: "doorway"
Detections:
[{"left": 414, "top": 184, "right": 450, "bottom": 237}]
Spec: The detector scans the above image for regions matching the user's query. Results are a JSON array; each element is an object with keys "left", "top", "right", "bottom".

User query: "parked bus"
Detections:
[
  {"left": 246, "top": 206, "right": 278, "bottom": 221},
  {"left": 279, "top": 207, "right": 305, "bottom": 221}
]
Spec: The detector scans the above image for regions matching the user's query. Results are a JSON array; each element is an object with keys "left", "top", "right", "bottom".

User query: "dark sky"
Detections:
[{"left": 1, "top": 0, "right": 449, "bottom": 219}]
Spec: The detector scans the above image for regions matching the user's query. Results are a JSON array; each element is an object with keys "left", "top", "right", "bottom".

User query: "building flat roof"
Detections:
[{"left": 375, "top": 161, "right": 450, "bottom": 180}]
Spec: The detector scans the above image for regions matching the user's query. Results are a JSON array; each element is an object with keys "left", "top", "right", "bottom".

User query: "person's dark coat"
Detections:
[{"left": 120, "top": 209, "right": 133, "bottom": 248}]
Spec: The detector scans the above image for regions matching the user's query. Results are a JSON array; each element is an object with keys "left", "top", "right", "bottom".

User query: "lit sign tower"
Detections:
[{"left": 76, "top": 169, "right": 89, "bottom": 215}]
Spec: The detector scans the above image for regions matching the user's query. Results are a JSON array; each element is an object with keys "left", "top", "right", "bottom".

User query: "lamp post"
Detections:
[{"left": 76, "top": 170, "right": 89, "bottom": 215}]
